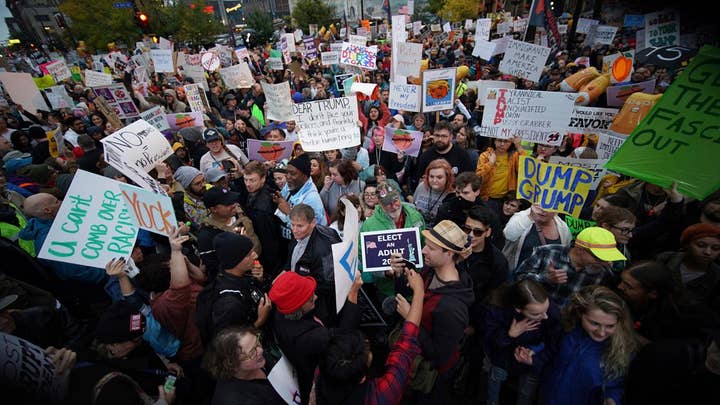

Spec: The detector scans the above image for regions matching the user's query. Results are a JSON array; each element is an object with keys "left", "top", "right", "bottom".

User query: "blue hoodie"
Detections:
[
  {"left": 541, "top": 326, "right": 625, "bottom": 405},
  {"left": 18, "top": 217, "right": 107, "bottom": 284}
]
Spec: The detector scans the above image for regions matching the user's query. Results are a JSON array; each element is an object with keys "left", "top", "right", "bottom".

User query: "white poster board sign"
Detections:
[
  {"left": 395, "top": 42, "right": 423, "bottom": 77},
  {"left": 118, "top": 182, "right": 177, "bottom": 236},
  {"left": 644, "top": 10, "right": 679, "bottom": 48},
  {"left": 261, "top": 81, "right": 294, "bottom": 123},
  {"left": 475, "top": 18, "right": 491, "bottom": 41},
  {"left": 476, "top": 80, "right": 516, "bottom": 106},
  {"left": 549, "top": 156, "right": 610, "bottom": 190},
  {"left": 332, "top": 198, "right": 360, "bottom": 313},
  {"left": 567, "top": 107, "right": 618, "bottom": 132},
  {"left": 321, "top": 51, "right": 340, "bottom": 65},
  {"left": 150, "top": 49, "right": 174, "bottom": 73},
  {"left": 498, "top": 40, "right": 551, "bottom": 82},
  {"left": 139, "top": 106, "right": 170, "bottom": 132},
  {"left": 294, "top": 97, "right": 360, "bottom": 152},
  {"left": 267, "top": 355, "right": 300, "bottom": 405},
  {"left": 45, "top": 59, "right": 72, "bottom": 82},
  {"left": 389, "top": 82, "right": 421, "bottom": 112},
  {"left": 83, "top": 70, "right": 113, "bottom": 87}
]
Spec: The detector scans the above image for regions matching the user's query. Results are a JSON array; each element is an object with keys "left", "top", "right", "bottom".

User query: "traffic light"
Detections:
[{"left": 136, "top": 11, "right": 150, "bottom": 33}]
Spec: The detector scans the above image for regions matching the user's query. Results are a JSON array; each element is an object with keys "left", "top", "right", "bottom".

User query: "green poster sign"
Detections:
[
  {"left": 605, "top": 45, "right": 720, "bottom": 200},
  {"left": 564, "top": 216, "right": 596, "bottom": 238}
]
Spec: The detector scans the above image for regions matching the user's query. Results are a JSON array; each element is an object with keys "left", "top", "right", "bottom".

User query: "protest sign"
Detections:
[
  {"left": 348, "top": 34, "right": 367, "bottom": 47},
  {"left": 44, "top": 85, "right": 74, "bottom": 109},
  {"left": 332, "top": 198, "right": 360, "bottom": 313},
  {"left": 0, "top": 333, "right": 69, "bottom": 400},
  {"left": 549, "top": 156, "right": 610, "bottom": 190},
  {"left": 475, "top": 80, "right": 516, "bottom": 106},
  {"left": 294, "top": 96, "right": 360, "bottom": 152},
  {"left": 564, "top": 216, "right": 597, "bottom": 238},
  {"left": 234, "top": 46, "right": 250, "bottom": 62},
  {"left": 101, "top": 120, "right": 172, "bottom": 194},
  {"left": 499, "top": 40, "right": 551, "bottom": 82},
  {"left": 340, "top": 43, "right": 377, "bottom": 70},
  {"left": 596, "top": 132, "right": 626, "bottom": 159},
  {"left": 83, "top": 69, "right": 113, "bottom": 87},
  {"left": 605, "top": 79, "right": 656, "bottom": 107},
  {"left": 624, "top": 14, "right": 644, "bottom": 28},
  {"left": 517, "top": 156, "right": 593, "bottom": 217},
  {"left": 513, "top": 18, "right": 528, "bottom": 33},
  {"left": 268, "top": 50, "right": 283, "bottom": 70},
  {"left": 413, "top": 21, "right": 422, "bottom": 35},
  {"left": 481, "top": 89, "right": 576, "bottom": 145},
  {"left": 321, "top": 51, "right": 339, "bottom": 65},
  {"left": 33, "top": 74, "right": 55, "bottom": 90},
  {"left": 247, "top": 139, "right": 295, "bottom": 162},
  {"left": 261, "top": 81, "right": 294, "bottom": 122},
  {"left": 334, "top": 73, "right": 354, "bottom": 92},
  {"left": 118, "top": 182, "right": 177, "bottom": 236},
  {"left": 200, "top": 51, "right": 221, "bottom": 71},
  {"left": 150, "top": 49, "right": 173, "bottom": 73},
  {"left": 645, "top": 10, "right": 679, "bottom": 48},
  {"left": 395, "top": 42, "right": 422, "bottom": 77},
  {"left": 558, "top": 24, "right": 567, "bottom": 34},
  {"left": 567, "top": 107, "right": 618, "bottom": 132},
  {"left": 497, "top": 21, "right": 511, "bottom": 34},
  {"left": 158, "top": 37, "right": 173, "bottom": 50},
  {"left": 166, "top": 112, "right": 203, "bottom": 131},
  {"left": 349, "top": 82, "right": 377, "bottom": 99},
  {"left": 475, "top": 18, "right": 491, "bottom": 41},
  {"left": 473, "top": 39, "right": 497, "bottom": 60},
  {"left": 422, "top": 68, "right": 455, "bottom": 112},
  {"left": 590, "top": 25, "right": 618, "bottom": 45},
  {"left": 220, "top": 63, "right": 254, "bottom": 89},
  {"left": 603, "top": 51, "right": 635, "bottom": 83},
  {"left": 605, "top": 46, "right": 720, "bottom": 200},
  {"left": 465, "top": 19, "right": 474, "bottom": 30},
  {"left": 283, "top": 33, "right": 297, "bottom": 53},
  {"left": 92, "top": 84, "right": 139, "bottom": 119},
  {"left": 330, "top": 42, "right": 344, "bottom": 52},
  {"left": 267, "top": 355, "right": 300, "bottom": 405},
  {"left": 389, "top": 82, "right": 421, "bottom": 112},
  {"left": 360, "top": 228, "right": 423, "bottom": 272},
  {"left": 293, "top": 28, "right": 303, "bottom": 42},
  {"left": 37, "top": 170, "right": 139, "bottom": 268},
  {"left": 184, "top": 83, "right": 210, "bottom": 113},
  {"left": 382, "top": 126, "right": 423, "bottom": 157},
  {"left": 92, "top": 96, "right": 123, "bottom": 131},
  {"left": 44, "top": 59, "right": 72, "bottom": 82},
  {"left": 303, "top": 36, "right": 317, "bottom": 59},
  {"left": 492, "top": 36, "right": 511, "bottom": 55},
  {"left": 139, "top": 106, "right": 170, "bottom": 132},
  {"left": 576, "top": 18, "right": 599, "bottom": 34}
]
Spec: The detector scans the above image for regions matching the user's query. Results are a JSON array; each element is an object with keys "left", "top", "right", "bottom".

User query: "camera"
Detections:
[{"left": 249, "top": 289, "right": 263, "bottom": 305}]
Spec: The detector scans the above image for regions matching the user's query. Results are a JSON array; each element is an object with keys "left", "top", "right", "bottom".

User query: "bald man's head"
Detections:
[{"left": 23, "top": 193, "right": 61, "bottom": 219}]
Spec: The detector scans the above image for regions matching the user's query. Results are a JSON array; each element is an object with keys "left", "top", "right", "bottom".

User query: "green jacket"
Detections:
[{"left": 359, "top": 203, "right": 425, "bottom": 297}]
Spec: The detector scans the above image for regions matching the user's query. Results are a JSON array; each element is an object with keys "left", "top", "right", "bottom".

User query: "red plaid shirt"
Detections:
[{"left": 365, "top": 321, "right": 421, "bottom": 405}]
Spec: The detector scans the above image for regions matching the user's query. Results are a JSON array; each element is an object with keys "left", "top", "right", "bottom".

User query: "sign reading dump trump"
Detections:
[
  {"left": 293, "top": 96, "right": 360, "bottom": 151},
  {"left": 517, "top": 156, "right": 594, "bottom": 218},
  {"left": 361, "top": 228, "right": 423, "bottom": 272}
]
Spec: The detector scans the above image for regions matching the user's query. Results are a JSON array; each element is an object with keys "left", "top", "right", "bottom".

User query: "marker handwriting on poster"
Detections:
[
  {"left": 293, "top": 96, "right": 360, "bottom": 151},
  {"left": 517, "top": 156, "right": 593, "bottom": 217}
]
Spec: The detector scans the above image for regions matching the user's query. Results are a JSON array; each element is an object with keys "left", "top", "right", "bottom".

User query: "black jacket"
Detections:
[
  {"left": 273, "top": 302, "right": 361, "bottom": 405},
  {"left": 245, "top": 187, "right": 284, "bottom": 277},
  {"left": 458, "top": 244, "right": 509, "bottom": 330},
  {"left": 287, "top": 225, "right": 340, "bottom": 326}
]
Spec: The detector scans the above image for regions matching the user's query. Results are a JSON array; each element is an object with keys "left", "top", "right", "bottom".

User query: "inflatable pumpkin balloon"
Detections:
[
  {"left": 560, "top": 66, "right": 600, "bottom": 92},
  {"left": 410, "top": 59, "right": 429, "bottom": 85},
  {"left": 608, "top": 92, "right": 663, "bottom": 136},
  {"left": 456, "top": 65, "right": 469, "bottom": 81},
  {"left": 575, "top": 74, "right": 610, "bottom": 106}
]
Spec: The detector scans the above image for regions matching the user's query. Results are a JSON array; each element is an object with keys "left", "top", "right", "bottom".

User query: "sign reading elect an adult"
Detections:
[{"left": 361, "top": 228, "right": 423, "bottom": 272}]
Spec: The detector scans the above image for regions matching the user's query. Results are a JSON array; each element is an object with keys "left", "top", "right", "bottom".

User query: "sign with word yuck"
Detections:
[
  {"left": 118, "top": 182, "right": 177, "bottom": 236},
  {"left": 38, "top": 170, "right": 139, "bottom": 268},
  {"left": 361, "top": 228, "right": 423, "bottom": 272},
  {"left": 499, "top": 40, "right": 551, "bottom": 83},
  {"left": 294, "top": 96, "right": 360, "bottom": 151},
  {"left": 481, "top": 89, "right": 576, "bottom": 145},
  {"left": 517, "top": 156, "right": 594, "bottom": 218},
  {"left": 606, "top": 46, "right": 720, "bottom": 200}
]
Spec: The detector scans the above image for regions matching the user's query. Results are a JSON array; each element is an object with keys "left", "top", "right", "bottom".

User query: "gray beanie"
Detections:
[
  {"left": 174, "top": 166, "right": 202, "bottom": 188},
  {"left": 178, "top": 127, "right": 203, "bottom": 144}
]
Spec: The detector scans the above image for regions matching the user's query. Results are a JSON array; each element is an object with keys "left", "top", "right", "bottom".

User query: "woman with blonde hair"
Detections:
[
  {"left": 413, "top": 158, "right": 454, "bottom": 227},
  {"left": 541, "top": 286, "right": 636, "bottom": 405}
]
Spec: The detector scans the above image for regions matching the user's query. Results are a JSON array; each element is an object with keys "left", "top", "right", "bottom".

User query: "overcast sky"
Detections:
[{"left": 1, "top": 5, "right": 10, "bottom": 41}]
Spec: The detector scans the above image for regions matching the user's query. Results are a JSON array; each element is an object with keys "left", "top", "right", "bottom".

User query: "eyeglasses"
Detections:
[
  {"left": 611, "top": 225, "right": 634, "bottom": 235},
  {"left": 238, "top": 334, "right": 263, "bottom": 361},
  {"left": 461, "top": 224, "right": 487, "bottom": 237}
]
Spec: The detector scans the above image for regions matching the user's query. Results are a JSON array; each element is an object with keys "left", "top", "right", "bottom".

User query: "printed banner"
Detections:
[
  {"left": 332, "top": 198, "right": 360, "bottom": 313},
  {"left": 101, "top": 120, "right": 173, "bottom": 194},
  {"left": 340, "top": 43, "right": 377, "bottom": 70},
  {"left": 645, "top": 10, "right": 679, "bottom": 48},
  {"left": 605, "top": 79, "right": 656, "bottom": 107},
  {"left": 499, "top": 40, "right": 551, "bottom": 83},
  {"left": 303, "top": 36, "right": 317, "bottom": 59},
  {"left": 422, "top": 68, "right": 456, "bottom": 112},
  {"left": 567, "top": 107, "right": 618, "bottom": 132},
  {"left": 118, "top": 182, "right": 177, "bottom": 236},
  {"left": 261, "top": 81, "right": 294, "bottom": 122},
  {"left": 389, "top": 82, "right": 421, "bottom": 112},
  {"left": 247, "top": 139, "right": 295, "bottom": 162},
  {"left": 139, "top": 106, "right": 170, "bottom": 132},
  {"left": 605, "top": 46, "right": 720, "bottom": 200},
  {"left": 294, "top": 97, "right": 360, "bottom": 152},
  {"left": 83, "top": 69, "right": 113, "bottom": 87},
  {"left": 481, "top": 89, "right": 576, "bottom": 145},
  {"left": 92, "top": 84, "right": 140, "bottom": 119},
  {"left": 150, "top": 49, "right": 174, "bottom": 73},
  {"left": 381, "top": 126, "right": 423, "bottom": 157},
  {"left": 548, "top": 156, "right": 610, "bottom": 190},
  {"left": 37, "top": 170, "right": 139, "bottom": 268},
  {"left": 166, "top": 112, "right": 203, "bottom": 131},
  {"left": 517, "top": 156, "right": 594, "bottom": 217},
  {"left": 360, "top": 228, "right": 423, "bottom": 272},
  {"left": 321, "top": 51, "right": 340, "bottom": 65}
]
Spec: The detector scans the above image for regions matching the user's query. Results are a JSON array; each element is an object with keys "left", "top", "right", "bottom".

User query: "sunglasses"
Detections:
[{"left": 461, "top": 224, "right": 487, "bottom": 237}]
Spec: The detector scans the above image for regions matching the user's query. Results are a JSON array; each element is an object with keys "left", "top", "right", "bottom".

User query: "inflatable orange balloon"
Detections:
[
  {"left": 456, "top": 65, "right": 469, "bottom": 81},
  {"left": 608, "top": 92, "right": 663, "bottom": 136},
  {"left": 560, "top": 66, "right": 599, "bottom": 92},
  {"left": 575, "top": 74, "right": 610, "bottom": 106}
]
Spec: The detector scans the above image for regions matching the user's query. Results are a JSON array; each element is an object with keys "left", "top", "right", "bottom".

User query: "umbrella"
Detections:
[{"left": 635, "top": 46, "right": 697, "bottom": 70}]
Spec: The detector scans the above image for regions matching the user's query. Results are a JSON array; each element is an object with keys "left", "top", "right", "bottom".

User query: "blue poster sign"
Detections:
[{"left": 361, "top": 228, "right": 423, "bottom": 272}]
